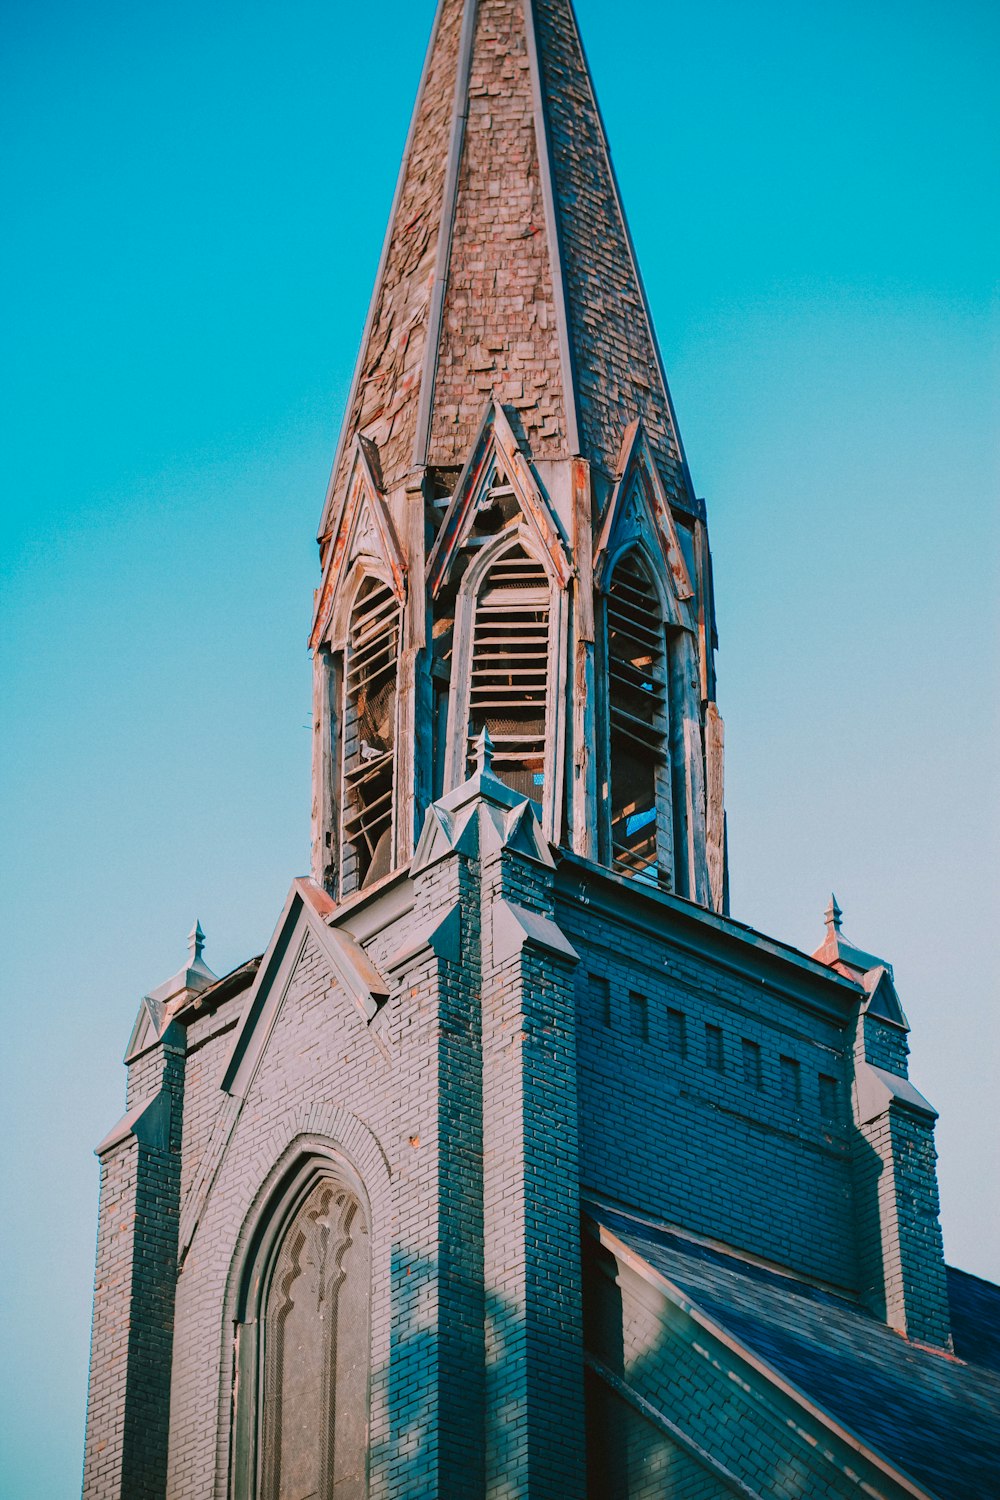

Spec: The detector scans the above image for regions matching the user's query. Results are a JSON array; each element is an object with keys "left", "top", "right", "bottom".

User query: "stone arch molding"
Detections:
[{"left": 217, "top": 1112, "right": 393, "bottom": 1500}]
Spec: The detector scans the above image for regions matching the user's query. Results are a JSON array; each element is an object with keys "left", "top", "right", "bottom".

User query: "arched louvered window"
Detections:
[
  {"left": 341, "top": 578, "right": 400, "bottom": 893},
  {"left": 467, "top": 543, "right": 551, "bottom": 802},
  {"left": 606, "top": 551, "right": 670, "bottom": 885},
  {"left": 232, "top": 1169, "right": 371, "bottom": 1500}
]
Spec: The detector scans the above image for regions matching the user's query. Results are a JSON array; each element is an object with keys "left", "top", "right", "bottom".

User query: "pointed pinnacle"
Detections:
[
  {"left": 824, "top": 894, "right": 843, "bottom": 933},
  {"left": 188, "top": 919, "right": 206, "bottom": 964},
  {"left": 473, "top": 726, "right": 494, "bottom": 775}
]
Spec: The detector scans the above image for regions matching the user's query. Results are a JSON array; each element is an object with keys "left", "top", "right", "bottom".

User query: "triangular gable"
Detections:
[
  {"left": 221, "top": 877, "right": 390, "bottom": 1099},
  {"left": 595, "top": 419, "right": 694, "bottom": 616},
  {"left": 426, "top": 400, "right": 571, "bottom": 599},
  {"left": 863, "top": 965, "right": 909, "bottom": 1029},
  {"left": 311, "top": 437, "right": 406, "bottom": 649},
  {"left": 124, "top": 995, "right": 166, "bottom": 1063}
]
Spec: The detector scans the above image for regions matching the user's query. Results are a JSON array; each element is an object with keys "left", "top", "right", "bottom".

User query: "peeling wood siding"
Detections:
[
  {"left": 570, "top": 459, "right": 597, "bottom": 858},
  {"left": 311, "top": 0, "right": 722, "bottom": 909},
  {"left": 669, "top": 632, "right": 709, "bottom": 903},
  {"left": 705, "top": 702, "right": 726, "bottom": 914},
  {"left": 311, "top": 650, "right": 338, "bottom": 891},
  {"left": 428, "top": 0, "right": 568, "bottom": 466}
]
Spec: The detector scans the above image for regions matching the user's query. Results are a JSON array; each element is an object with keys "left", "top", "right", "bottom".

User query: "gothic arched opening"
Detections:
[
  {"left": 467, "top": 542, "right": 552, "bottom": 802},
  {"left": 232, "top": 1167, "right": 371, "bottom": 1500},
  {"left": 341, "top": 577, "right": 400, "bottom": 893},
  {"left": 605, "top": 550, "right": 670, "bottom": 885}
]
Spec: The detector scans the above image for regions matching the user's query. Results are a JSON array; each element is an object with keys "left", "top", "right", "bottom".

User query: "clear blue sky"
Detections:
[{"left": 1, "top": 0, "right": 996, "bottom": 1493}]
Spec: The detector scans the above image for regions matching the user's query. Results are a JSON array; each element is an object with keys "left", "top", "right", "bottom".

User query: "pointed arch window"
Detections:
[
  {"left": 605, "top": 550, "right": 671, "bottom": 885},
  {"left": 466, "top": 542, "right": 552, "bottom": 802},
  {"left": 232, "top": 1167, "right": 371, "bottom": 1499},
  {"left": 341, "top": 577, "right": 400, "bottom": 893}
]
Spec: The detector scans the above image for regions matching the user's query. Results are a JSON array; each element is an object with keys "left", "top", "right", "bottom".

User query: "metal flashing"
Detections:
[
  {"left": 854, "top": 1061, "right": 937, "bottom": 1126},
  {"left": 95, "top": 1088, "right": 171, "bottom": 1158},
  {"left": 491, "top": 898, "right": 579, "bottom": 966},
  {"left": 383, "top": 903, "right": 463, "bottom": 972}
]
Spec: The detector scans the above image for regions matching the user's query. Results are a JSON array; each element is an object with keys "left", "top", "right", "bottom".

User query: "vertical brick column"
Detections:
[
  {"left": 387, "top": 842, "right": 486, "bottom": 1498},
  {"left": 852, "top": 998, "right": 952, "bottom": 1349},
  {"left": 83, "top": 1026, "right": 185, "bottom": 1499},
  {"left": 479, "top": 833, "right": 586, "bottom": 1500}
]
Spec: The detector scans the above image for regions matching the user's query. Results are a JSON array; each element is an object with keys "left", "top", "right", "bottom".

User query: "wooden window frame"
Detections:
[
  {"left": 599, "top": 544, "right": 676, "bottom": 888},
  {"left": 445, "top": 527, "right": 567, "bottom": 843},
  {"left": 338, "top": 574, "right": 402, "bottom": 897}
]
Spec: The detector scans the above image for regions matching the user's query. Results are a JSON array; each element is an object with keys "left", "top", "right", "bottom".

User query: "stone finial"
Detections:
[
  {"left": 473, "top": 727, "right": 494, "bottom": 776},
  {"left": 824, "top": 893, "right": 843, "bottom": 933},
  {"left": 188, "top": 919, "right": 206, "bottom": 966}
]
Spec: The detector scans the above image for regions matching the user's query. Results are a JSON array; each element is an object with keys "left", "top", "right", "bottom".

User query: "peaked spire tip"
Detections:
[
  {"left": 473, "top": 727, "right": 494, "bottom": 776},
  {"left": 188, "top": 919, "right": 206, "bottom": 965}
]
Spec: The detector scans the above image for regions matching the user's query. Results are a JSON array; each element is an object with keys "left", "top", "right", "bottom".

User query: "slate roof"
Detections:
[
  {"left": 321, "top": 0, "right": 691, "bottom": 546},
  {"left": 591, "top": 1203, "right": 1000, "bottom": 1500}
]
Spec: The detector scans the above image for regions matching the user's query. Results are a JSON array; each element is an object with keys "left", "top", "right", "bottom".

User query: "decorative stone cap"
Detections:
[{"left": 413, "top": 731, "right": 554, "bottom": 874}]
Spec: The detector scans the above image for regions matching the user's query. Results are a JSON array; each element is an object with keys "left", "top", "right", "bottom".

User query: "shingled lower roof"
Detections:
[
  {"left": 590, "top": 1203, "right": 1000, "bottom": 1500},
  {"left": 320, "top": 0, "right": 691, "bottom": 546}
]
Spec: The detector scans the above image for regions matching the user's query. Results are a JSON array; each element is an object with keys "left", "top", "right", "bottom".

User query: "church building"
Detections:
[{"left": 82, "top": 1, "right": 1000, "bottom": 1496}]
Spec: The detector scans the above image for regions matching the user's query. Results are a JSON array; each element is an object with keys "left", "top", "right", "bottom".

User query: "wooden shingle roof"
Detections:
[{"left": 320, "top": 0, "right": 693, "bottom": 549}]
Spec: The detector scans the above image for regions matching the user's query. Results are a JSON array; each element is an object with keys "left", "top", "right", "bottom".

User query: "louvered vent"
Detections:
[
  {"left": 342, "top": 579, "right": 399, "bottom": 892},
  {"left": 468, "top": 545, "right": 550, "bottom": 802},
  {"left": 607, "top": 553, "right": 667, "bottom": 883}
]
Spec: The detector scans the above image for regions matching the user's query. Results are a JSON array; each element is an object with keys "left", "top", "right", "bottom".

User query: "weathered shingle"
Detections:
[
  {"left": 593, "top": 1203, "right": 1000, "bottom": 1500},
  {"left": 322, "top": 0, "right": 694, "bottom": 554}
]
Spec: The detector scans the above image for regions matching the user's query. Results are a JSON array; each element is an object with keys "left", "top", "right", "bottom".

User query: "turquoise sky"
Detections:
[{"left": 2, "top": 0, "right": 997, "bottom": 1493}]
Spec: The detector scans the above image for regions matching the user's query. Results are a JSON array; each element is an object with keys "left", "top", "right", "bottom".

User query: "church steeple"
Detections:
[
  {"left": 317, "top": 0, "right": 692, "bottom": 544},
  {"left": 310, "top": 0, "right": 725, "bottom": 910}
]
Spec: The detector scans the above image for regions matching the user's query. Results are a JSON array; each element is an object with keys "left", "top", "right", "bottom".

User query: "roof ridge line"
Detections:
[
  {"left": 411, "top": 0, "right": 479, "bottom": 471},
  {"left": 583, "top": 1195, "right": 859, "bottom": 1301},
  {"left": 524, "top": 0, "right": 580, "bottom": 456},
  {"left": 558, "top": 0, "right": 696, "bottom": 498}
]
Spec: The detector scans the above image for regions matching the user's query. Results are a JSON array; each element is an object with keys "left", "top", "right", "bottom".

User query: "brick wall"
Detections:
[
  {"left": 586, "top": 1242, "right": 923, "bottom": 1500},
  {"left": 83, "top": 1032, "right": 185, "bottom": 1500},
  {"left": 479, "top": 838, "right": 586, "bottom": 1499},
  {"left": 87, "top": 816, "right": 954, "bottom": 1494},
  {"left": 558, "top": 867, "right": 858, "bottom": 1291}
]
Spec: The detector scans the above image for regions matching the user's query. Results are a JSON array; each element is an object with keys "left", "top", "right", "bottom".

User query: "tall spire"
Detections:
[
  {"left": 319, "top": 0, "right": 691, "bottom": 547},
  {"left": 311, "top": 0, "right": 725, "bottom": 913}
]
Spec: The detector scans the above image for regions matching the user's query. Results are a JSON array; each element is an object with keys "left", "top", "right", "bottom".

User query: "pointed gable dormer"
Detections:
[{"left": 311, "top": 0, "right": 726, "bottom": 909}]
